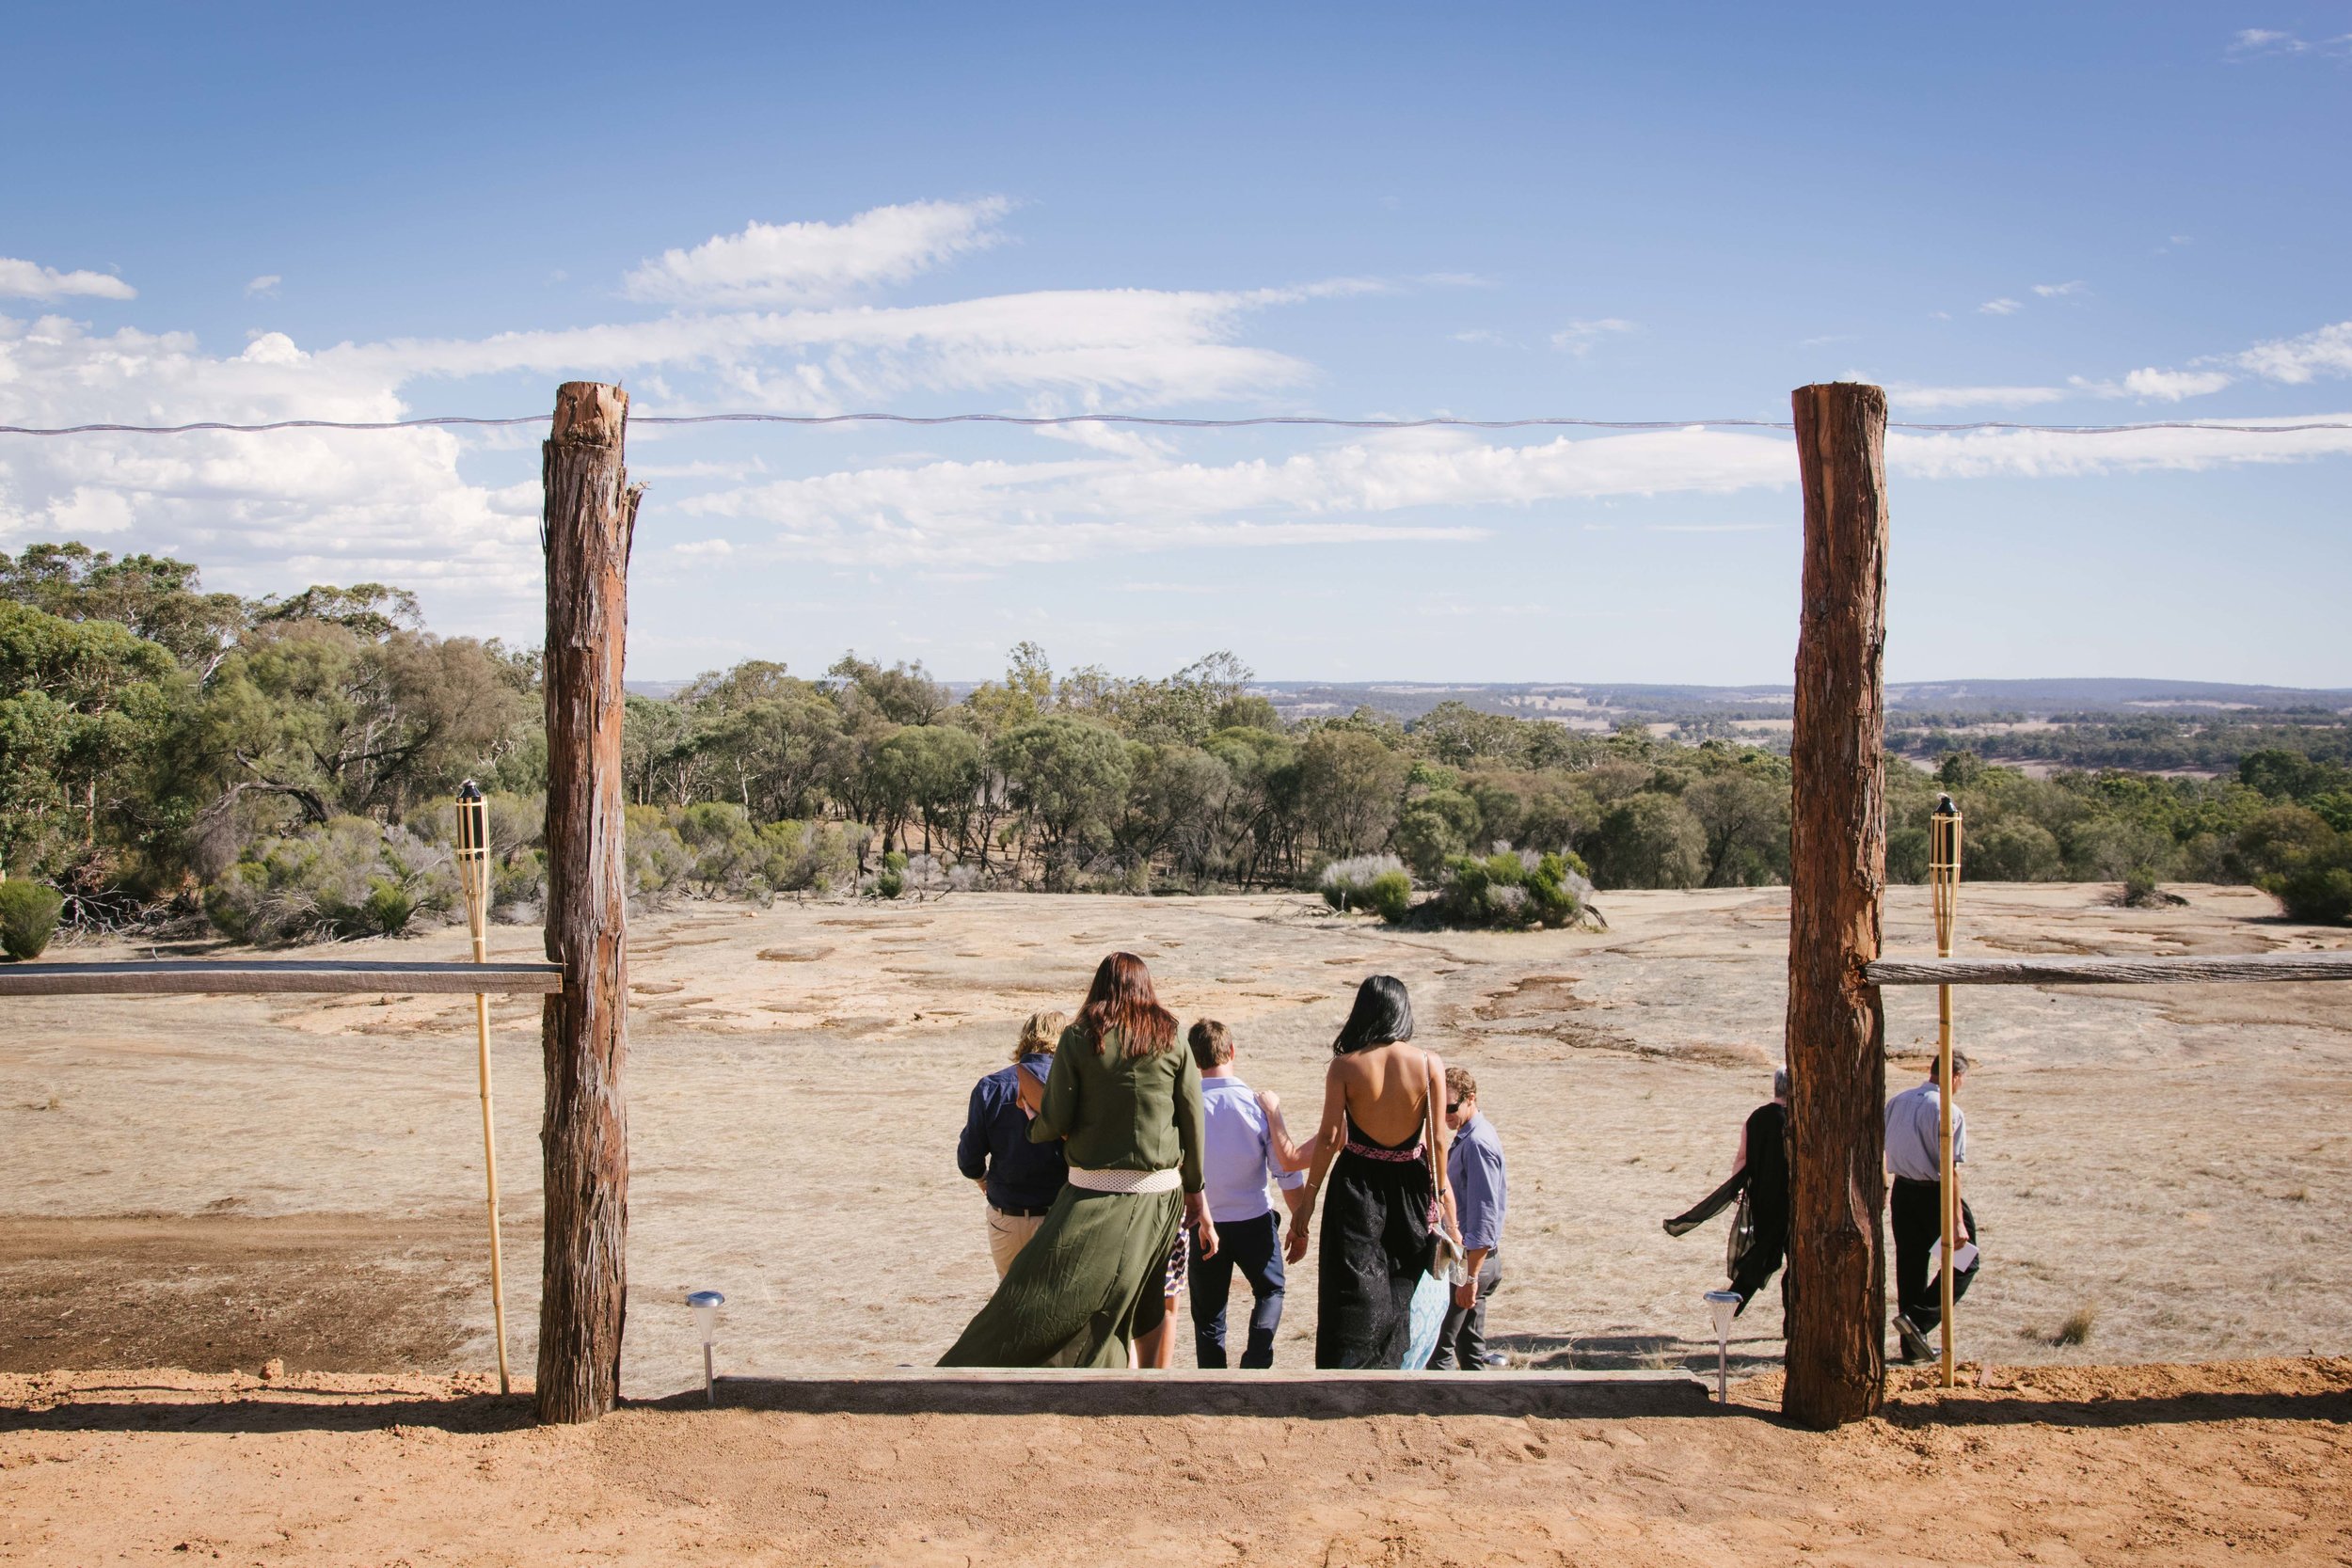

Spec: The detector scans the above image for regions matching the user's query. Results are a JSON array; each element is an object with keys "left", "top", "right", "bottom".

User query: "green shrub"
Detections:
[
  {"left": 2271, "top": 865, "right": 2352, "bottom": 925},
  {"left": 1434, "top": 850, "right": 1591, "bottom": 930},
  {"left": 1365, "top": 868, "right": 1413, "bottom": 923},
  {"left": 205, "top": 817, "right": 455, "bottom": 944},
  {"left": 872, "top": 868, "right": 906, "bottom": 898},
  {"left": 1320, "top": 854, "right": 1407, "bottom": 914},
  {"left": 0, "top": 879, "right": 64, "bottom": 959}
]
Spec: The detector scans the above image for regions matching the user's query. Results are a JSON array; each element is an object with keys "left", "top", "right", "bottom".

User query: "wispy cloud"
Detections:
[
  {"left": 245, "top": 274, "right": 281, "bottom": 299},
  {"left": 2070, "top": 367, "right": 2235, "bottom": 402},
  {"left": 2226, "top": 26, "right": 2352, "bottom": 57},
  {"left": 1549, "top": 318, "right": 1637, "bottom": 356},
  {"left": 2235, "top": 320, "right": 2352, "bottom": 385},
  {"left": 1978, "top": 297, "right": 2024, "bottom": 317},
  {"left": 623, "top": 198, "right": 1012, "bottom": 306},
  {"left": 0, "top": 258, "right": 135, "bottom": 302},
  {"left": 2031, "top": 280, "right": 2087, "bottom": 298},
  {"left": 1886, "top": 384, "right": 2072, "bottom": 412}
]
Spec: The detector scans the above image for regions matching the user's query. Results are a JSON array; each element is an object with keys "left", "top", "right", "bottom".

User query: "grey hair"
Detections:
[
  {"left": 1772, "top": 1067, "right": 1791, "bottom": 1101},
  {"left": 1930, "top": 1052, "right": 1973, "bottom": 1084}
]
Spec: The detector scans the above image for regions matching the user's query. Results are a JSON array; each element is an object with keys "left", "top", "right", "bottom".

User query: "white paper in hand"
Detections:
[{"left": 1928, "top": 1240, "right": 1981, "bottom": 1276}]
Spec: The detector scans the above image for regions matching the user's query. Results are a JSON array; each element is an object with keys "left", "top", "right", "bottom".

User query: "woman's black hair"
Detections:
[{"left": 1332, "top": 974, "right": 1415, "bottom": 1055}]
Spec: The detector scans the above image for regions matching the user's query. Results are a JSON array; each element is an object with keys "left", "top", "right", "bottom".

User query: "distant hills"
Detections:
[
  {"left": 1248, "top": 678, "right": 2352, "bottom": 727},
  {"left": 624, "top": 675, "right": 2352, "bottom": 726}
]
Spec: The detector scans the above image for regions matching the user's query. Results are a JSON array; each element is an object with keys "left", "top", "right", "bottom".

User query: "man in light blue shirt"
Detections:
[
  {"left": 1185, "top": 1020, "right": 1310, "bottom": 1369},
  {"left": 1884, "top": 1053, "right": 1979, "bottom": 1363},
  {"left": 1434, "top": 1065, "right": 1507, "bottom": 1370}
]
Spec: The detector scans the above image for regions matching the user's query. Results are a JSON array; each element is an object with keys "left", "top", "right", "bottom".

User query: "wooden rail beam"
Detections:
[
  {"left": 0, "top": 960, "right": 563, "bottom": 997},
  {"left": 1867, "top": 951, "right": 2352, "bottom": 987}
]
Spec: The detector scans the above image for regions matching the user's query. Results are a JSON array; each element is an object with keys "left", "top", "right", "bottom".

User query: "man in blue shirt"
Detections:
[
  {"left": 1884, "top": 1053, "right": 1979, "bottom": 1363},
  {"left": 1185, "top": 1020, "right": 1309, "bottom": 1369},
  {"left": 1434, "top": 1065, "right": 1507, "bottom": 1370},
  {"left": 956, "top": 1011, "right": 1072, "bottom": 1277}
]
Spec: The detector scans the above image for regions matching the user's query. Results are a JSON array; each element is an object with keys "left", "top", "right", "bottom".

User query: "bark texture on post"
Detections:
[
  {"left": 1782, "top": 381, "right": 1892, "bottom": 1430},
  {"left": 537, "top": 382, "right": 639, "bottom": 1423}
]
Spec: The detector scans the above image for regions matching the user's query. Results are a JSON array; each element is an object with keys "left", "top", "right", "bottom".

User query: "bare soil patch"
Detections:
[{"left": 2, "top": 1359, "right": 2346, "bottom": 1565}]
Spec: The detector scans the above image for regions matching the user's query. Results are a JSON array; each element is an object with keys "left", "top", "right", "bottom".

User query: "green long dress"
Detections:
[{"left": 939, "top": 1023, "right": 1205, "bottom": 1367}]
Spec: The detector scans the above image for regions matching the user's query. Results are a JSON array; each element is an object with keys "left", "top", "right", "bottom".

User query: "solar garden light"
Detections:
[
  {"left": 1930, "top": 793, "right": 1965, "bottom": 1388},
  {"left": 455, "top": 780, "right": 511, "bottom": 1395},
  {"left": 1704, "top": 1290, "right": 1740, "bottom": 1404},
  {"left": 688, "top": 1291, "right": 726, "bottom": 1404}
]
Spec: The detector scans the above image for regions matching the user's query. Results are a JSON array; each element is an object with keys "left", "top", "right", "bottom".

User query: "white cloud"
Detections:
[
  {"left": 2235, "top": 320, "right": 2352, "bottom": 385},
  {"left": 326, "top": 286, "right": 1313, "bottom": 411},
  {"left": 622, "top": 198, "right": 1011, "bottom": 306},
  {"left": 1888, "top": 417, "right": 2352, "bottom": 480},
  {"left": 246, "top": 275, "right": 282, "bottom": 298},
  {"left": 2031, "top": 280, "right": 2087, "bottom": 297},
  {"left": 1978, "top": 298, "right": 2024, "bottom": 316},
  {"left": 676, "top": 415, "right": 2352, "bottom": 568},
  {"left": 0, "top": 258, "right": 135, "bottom": 302},
  {"left": 680, "top": 425, "right": 1796, "bottom": 566},
  {"left": 1886, "top": 384, "right": 2071, "bottom": 412},
  {"left": 2227, "top": 27, "right": 2352, "bottom": 56},
  {"left": 0, "top": 312, "right": 537, "bottom": 618},
  {"left": 1550, "top": 318, "right": 1637, "bottom": 356},
  {"left": 2084, "top": 367, "right": 2236, "bottom": 401}
]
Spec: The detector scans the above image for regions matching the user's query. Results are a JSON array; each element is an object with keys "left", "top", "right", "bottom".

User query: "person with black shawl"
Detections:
[{"left": 1662, "top": 1067, "right": 1790, "bottom": 1320}]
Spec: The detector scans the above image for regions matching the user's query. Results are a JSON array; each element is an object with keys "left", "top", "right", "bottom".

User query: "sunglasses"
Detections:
[{"left": 1445, "top": 1101, "right": 1463, "bottom": 1114}]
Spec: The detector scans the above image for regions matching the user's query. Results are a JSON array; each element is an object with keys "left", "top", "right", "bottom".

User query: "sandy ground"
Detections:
[
  {"left": 3, "top": 1359, "right": 2348, "bottom": 1565},
  {"left": 4, "top": 884, "right": 2350, "bottom": 1398}
]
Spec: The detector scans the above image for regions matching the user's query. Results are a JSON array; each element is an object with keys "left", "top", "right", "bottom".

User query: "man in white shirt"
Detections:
[
  {"left": 1185, "top": 1020, "right": 1311, "bottom": 1369},
  {"left": 1883, "top": 1053, "right": 1979, "bottom": 1364}
]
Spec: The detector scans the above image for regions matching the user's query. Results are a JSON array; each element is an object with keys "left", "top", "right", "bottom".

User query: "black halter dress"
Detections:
[{"left": 1314, "top": 1109, "right": 1437, "bottom": 1369}]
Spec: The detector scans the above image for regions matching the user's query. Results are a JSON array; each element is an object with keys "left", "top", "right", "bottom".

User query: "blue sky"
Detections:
[{"left": 4, "top": 4, "right": 2348, "bottom": 686}]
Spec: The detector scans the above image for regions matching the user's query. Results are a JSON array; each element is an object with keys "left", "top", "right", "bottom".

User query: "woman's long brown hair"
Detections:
[{"left": 1075, "top": 952, "right": 1178, "bottom": 1059}]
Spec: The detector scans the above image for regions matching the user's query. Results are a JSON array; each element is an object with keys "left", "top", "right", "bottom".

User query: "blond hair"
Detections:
[{"left": 1014, "top": 1009, "right": 1069, "bottom": 1063}]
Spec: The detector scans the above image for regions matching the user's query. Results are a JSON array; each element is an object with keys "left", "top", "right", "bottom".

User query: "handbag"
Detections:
[
  {"left": 1724, "top": 1186, "right": 1757, "bottom": 1282},
  {"left": 1404, "top": 1051, "right": 1466, "bottom": 1370}
]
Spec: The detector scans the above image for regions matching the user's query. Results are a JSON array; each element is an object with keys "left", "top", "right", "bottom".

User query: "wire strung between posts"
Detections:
[{"left": 4, "top": 413, "right": 2352, "bottom": 436}]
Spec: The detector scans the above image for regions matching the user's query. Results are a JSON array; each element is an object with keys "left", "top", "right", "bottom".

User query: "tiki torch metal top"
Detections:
[{"left": 456, "top": 780, "right": 489, "bottom": 858}]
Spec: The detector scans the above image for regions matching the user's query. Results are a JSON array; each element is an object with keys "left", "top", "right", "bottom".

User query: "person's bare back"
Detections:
[{"left": 1328, "top": 1041, "right": 1442, "bottom": 1148}]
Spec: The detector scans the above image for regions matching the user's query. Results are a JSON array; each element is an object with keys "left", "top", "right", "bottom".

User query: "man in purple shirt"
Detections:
[
  {"left": 1434, "top": 1065, "right": 1507, "bottom": 1370},
  {"left": 1185, "top": 1020, "right": 1310, "bottom": 1369}
]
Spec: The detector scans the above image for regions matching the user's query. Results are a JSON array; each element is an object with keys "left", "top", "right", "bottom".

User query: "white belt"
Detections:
[{"left": 1067, "top": 1165, "right": 1182, "bottom": 1195}]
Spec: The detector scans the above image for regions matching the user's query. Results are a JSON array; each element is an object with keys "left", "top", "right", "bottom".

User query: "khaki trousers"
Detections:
[{"left": 986, "top": 1204, "right": 1048, "bottom": 1278}]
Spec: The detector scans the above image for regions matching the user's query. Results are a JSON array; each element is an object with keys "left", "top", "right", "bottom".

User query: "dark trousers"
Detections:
[
  {"left": 1428, "top": 1250, "right": 1503, "bottom": 1370},
  {"left": 1891, "top": 1177, "right": 1979, "bottom": 1333},
  {"left": 1190, "top": 1211, "right": 1285, "bottom": 1369}
]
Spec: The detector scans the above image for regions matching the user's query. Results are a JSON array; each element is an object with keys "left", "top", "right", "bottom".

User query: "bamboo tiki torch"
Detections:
[
  {"left": 456, "top": 781, "right": 511, "bottom": 1394},
  {"left": 1929, "top": 793, "right": 1964, "bottom": 1389}
]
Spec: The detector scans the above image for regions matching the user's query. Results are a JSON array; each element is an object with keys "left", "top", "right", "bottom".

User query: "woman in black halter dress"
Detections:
[{"left": 1288, "top": 976, "right": 1452, "bottom": 1369}]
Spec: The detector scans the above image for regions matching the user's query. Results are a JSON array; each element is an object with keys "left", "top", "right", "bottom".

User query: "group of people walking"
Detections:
[
  {"left": 951, "top": 947, "right": 1979, "bottom": 1372},
  {"left": 947, "top": 954, "right": 1508, "bottom": 1370}
]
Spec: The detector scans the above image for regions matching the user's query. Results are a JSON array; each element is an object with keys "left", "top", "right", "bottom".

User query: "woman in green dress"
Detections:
[{"left": 940, "top": 952, "right": 1216, "bottom": 1368}]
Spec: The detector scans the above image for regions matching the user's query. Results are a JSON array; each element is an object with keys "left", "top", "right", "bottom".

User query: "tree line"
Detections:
[{"left": 3, "top": 539, "right": 2347, "bottom": 947}]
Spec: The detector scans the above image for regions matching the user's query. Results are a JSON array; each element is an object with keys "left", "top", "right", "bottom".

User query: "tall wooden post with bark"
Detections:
[
  {"left": 536, "top": 382, "right": 639, "bottom": 1423},
  {"left": 1782, "top": 381, "right": 1892, "bottom": 1430}
]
